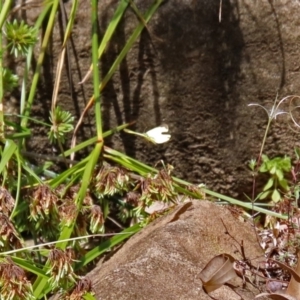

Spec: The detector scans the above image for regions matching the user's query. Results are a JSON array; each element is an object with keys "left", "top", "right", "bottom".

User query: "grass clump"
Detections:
[{"left": 0, "top": 1, "right": 196, "bottom": 299}]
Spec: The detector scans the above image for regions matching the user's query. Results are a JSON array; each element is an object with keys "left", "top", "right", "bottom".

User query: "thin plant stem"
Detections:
[
  {"left": 79, "top": 0, "right": 129, "bottom": 84},
  {"left": 20, "top": 3, "right": 52, "bottom": 116},
  {"left": 0, "top": 0, "right": 11, "bottom": 29},
  {"left": 91, "top": 0, "right": 103, "bottom": 141},
  {"left": 21, "top": 0, "right": 60, "bottom": 129},
  {"left": 257, "top": 117, "right": 272, "bottom": 165},
  {"left": 0, "top": 0, "right": 4, "bottom": 140},
  {"left": 71, "top": 0, "right": 163, "bottom": 147}
]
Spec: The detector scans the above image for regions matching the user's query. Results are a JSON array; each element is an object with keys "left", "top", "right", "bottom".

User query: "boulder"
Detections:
[{"left": 81, "top": 200, "right": 265, "bottom": 299}]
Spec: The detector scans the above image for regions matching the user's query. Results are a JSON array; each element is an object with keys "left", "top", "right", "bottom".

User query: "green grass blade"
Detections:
[
  {"left": 62, "top": 0, "right": 78, "bottom": 47},
  {"left": 0, "top": 0, "right": 12, "bottom": 30},
  {"left": 33, "top": 144, "right": 102, "bottom": 298},
  {"left": 99, "top": 0, "right": 163, "bottom": 92},
  {"left": 22, "top": 0, "right": 60, "bottom": 128},
  {"left": 98, "top": 0, "right": 129, "bottom": 60},
  {"left": 0, "top": 139, "right": 17, "bottom": 174},
  {"left": 199, "top": 188, "right": 288, "bottom": 219},
  {"left": 104, "top": 146, "right": 157, "bottom": 175},
  {"left": 75, "top": 223, "right": 141, "bottom": 269},
  {"left": 57, "top": 145, "right": 101, "bottom": 248},
  {"left": 0, "top": 0, "right": 6, "bottom": 139},
  {"left": 19, "top": 1, "right": 52, "bottom": 116},
  {"left": 104, "top": 147, "right": 288, "bottom": 220},
  {"left": 84, "top": 0, "right": 129, "bottom": 76},
  {"left": 49, "top": 158, "right": 88, "bottom": 188},
  {"left": 22, "top": 162, "right": 43, "bottom": 184},
  {"left": 91, "top": 0, "right": 102, "bottom": 140},
  {"left": 11, "top": 256, "right": 48, "bottom": 279},
  {"left": 62, "top": 122, "right": 133, "bottom": 158},
  {"left": 10, "top": 148, "right": 22, "bottom": 219}
]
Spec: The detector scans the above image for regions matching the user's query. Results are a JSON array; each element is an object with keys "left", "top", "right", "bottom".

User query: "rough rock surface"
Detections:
[
  {"left": 79, "top": 201, "right": 265, "bottom": 300},
  {"left": 11, "top": 0, "right": 300, "bottom": 198}
]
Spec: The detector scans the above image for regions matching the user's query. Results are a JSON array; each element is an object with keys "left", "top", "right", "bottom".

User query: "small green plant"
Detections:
[
  {"left": 247, "top": 95, "right": 297, "bottom": 207},
  {"left": 258, "top": 154, "right": 291, "bottom": 203},
  {"left": 48, "top": 106, "right": 74, "bottom": 145},
  {"left": 4, "top": 20, "right": 38, "bottom": 57},
  {"left": 2, "top": 68, "right": 18, "bottom": 92}
]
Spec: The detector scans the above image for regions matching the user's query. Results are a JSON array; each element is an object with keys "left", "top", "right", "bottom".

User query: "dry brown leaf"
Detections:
[
  {"left": 255, "top": 292, "right": 296, "bottom": 300},
  {"left": 286, "top": 252, "right": 300, "bottom": 299},
  {"left": 270, "top": 257, "right": 300, "bottom": 284},
  {"left": 270, "top": 253, "right": 300, "bottom": 299},
  {"left": 199, "top": 253, "right": 237, "bottom": 293},
  {"left": 256, "top": 253, "right": 300, "bottom": 300}
]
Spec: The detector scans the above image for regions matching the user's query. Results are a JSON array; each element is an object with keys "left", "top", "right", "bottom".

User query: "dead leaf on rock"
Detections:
[
  {"left": 255, "top": 292, "right": 296, "bottom": 300},
  {"left": 284, "top": 253, "right": 300, "bottom": 300},
  {"left": 256, "top": 252, "right": 300, "bottom": 300},
  {"left": 199, "top": 253, "right": 237, "bottom": 293}
]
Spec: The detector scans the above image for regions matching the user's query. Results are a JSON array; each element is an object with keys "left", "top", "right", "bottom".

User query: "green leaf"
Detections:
[
  {"left": 259, "top": 156, "right": 291, "bottom": 176},
  {"left": 248, "top": 159, "right": 256, "bottom": 171},
  {"left": 275, "top": 169, "right": 284, "bottom": 181},
  {"left": 2, "top": 67, "right": 18, "bottom": 91},
  {"left": 259, "top": 161, "right": 269, "bottom": 173},
  {"left": 83, "top": 293, "right": 96, "bottom": 300},
  {"left": 270, "top": 165, "right": 276, "bottom": 175},
  {"left": 263, "top": 178, "right": 274, "bottom": 191},
  {"left": 272, "top": 189, "right": 281, "bottom": 203},
  {"left": 259, "top": 190, "right": 271, "bottom": 200},
  {"left": 278, "top": 178, "right": 289, "bottom": 191},
  {"left": 280, "top": 156, "right": 291, "bottom": 172}
]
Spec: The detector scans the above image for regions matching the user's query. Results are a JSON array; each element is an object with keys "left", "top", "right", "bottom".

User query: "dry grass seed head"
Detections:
[
  {"left": 57, "top": 277, "right": 93, "bottom": 300},
  {"left": 47, "top": 248, "right": 77, "bottom": 287},
  {"left": 29, "top": 185, "right": 59, "bottom": 220},
  {"left": 0, "top": 187, "right": 15, "bottom": 215},
  {"left": 124, "top": 191, "right": 140, "bottom": 206},
  {"left": 89, "top": 205, "right": 104, "bottom": 233},
  {"left": 68, "top": 277, "right": 93, "bottom": 300},
  {"left": 139, "top": 170, "right": 177, "bottom": 205},
  {"left": 0, "top": 213, "right": 22, "bottom": 249},
  {"left": 0, "top": 257, "right": 34, "bottom": 299},
  {"left": 60, "top": 199, "right": 78, "bottom": 227},
  {"left": 95, "top": 165, "right": 130, "bottom": 196}
]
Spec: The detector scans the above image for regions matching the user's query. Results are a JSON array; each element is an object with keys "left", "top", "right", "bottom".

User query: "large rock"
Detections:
[
  {"left": 11, "top": 0, "right": 300, "bottom": 197},
  {"left": 83, "top": 201, "right": 265, "bottom": 299}
]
